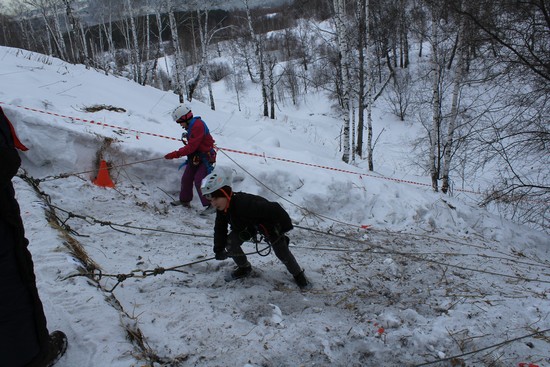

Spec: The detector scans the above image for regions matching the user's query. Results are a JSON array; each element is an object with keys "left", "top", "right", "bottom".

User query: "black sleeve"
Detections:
[
  {"left": 0, "top": 109, "right": 21, "bottom": 186},
  {"left": 213, "top": 212, "right": 229, "bottom": 253},
  {"left": 0, "top": 109, "right": 28, "bottom": 249}
]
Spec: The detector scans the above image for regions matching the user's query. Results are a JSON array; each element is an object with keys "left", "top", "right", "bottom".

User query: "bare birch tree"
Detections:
[
  {"left": 333, "top": 0, "right": 352, "bottom": 163},
  {"left": 87, "top": 0, "right": 118, "bottom": 74},
  {"left": 454, "top": 0, "right": 550, "bottom": 231},
  {"left": 152, "top": 1, "right": 171, "bottom": 89},
  {"left": 243, "top": 0, "right": 269, "bottom": 117},
  {"left": 62, "top": 0, "right": 87, "bottom": 65},
  {"left": 225, "top": 40, "right": 246, "bottom": 112},
  {"left": 6, "top": 1, "right": 38, "bottom": 52},
  {"left": 428, "top": 3, "right": 442, "bottom": 191},
  {"left": 356, "top": 0, "right": 366, "bottom": 159},
  {"left": 194, "top": 5, "right": 230, "bottom": 110},
  {"left": 167, "top": 0, "right": 187, "bottom": 102},
  {"left": 195, "top": 8, "right": 214, "bottom": 109},
  {"left": 124, "top": 0, "right": 142, "bottom": 84},
  {"left": 363, "top": 0, "right": 375, "bottom": 171},
  {"left": 23, "top": 0, "right": 67, "bottom": 60},
  {"left": 441, "top": 7, "right": 466, "bottom": 194}
]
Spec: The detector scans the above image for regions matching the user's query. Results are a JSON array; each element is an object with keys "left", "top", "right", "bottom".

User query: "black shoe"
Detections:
[
  {"left": 231, "top": 265, "right": 252, "bottom": 279},
  {"left": 44, "top": 330, "right": 68, "bottom": 367},
  {"left": 293, "top": 270, "right": 309, "bottom": 289}
]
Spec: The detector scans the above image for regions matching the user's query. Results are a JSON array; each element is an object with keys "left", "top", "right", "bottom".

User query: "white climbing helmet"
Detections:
[
  {"left": 171, "top": 104, "right": 192, "bottom": 122},
  {"left": 201, "top": 167, "right": 233, "bottom": 195}
]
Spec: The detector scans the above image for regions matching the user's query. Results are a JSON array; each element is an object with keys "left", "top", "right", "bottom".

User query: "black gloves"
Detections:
[{"left": 215, "top": 250, "right": 228, "bottom": 260}]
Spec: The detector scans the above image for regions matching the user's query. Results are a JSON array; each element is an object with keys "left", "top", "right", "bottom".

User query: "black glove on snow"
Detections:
[{"left": 215, "top": 251, "right": 228, "bottom": 260}]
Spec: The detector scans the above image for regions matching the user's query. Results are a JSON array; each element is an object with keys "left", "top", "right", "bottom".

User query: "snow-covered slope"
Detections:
[{"left": 1, "top": 46, "right": 549, "bottom": 366}]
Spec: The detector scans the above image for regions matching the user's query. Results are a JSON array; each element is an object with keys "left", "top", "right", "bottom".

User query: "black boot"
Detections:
[
  {"left": 231, "top": 264, "right": 252, "bottom": 280},
  {"left": 293, "top": 270, "right": 309, "bottom": 289},
  {"left": 42, "top": 330, "right": 68, "bottom": 367}
]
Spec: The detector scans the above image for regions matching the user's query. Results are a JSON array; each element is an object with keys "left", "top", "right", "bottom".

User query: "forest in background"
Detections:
[{"left": 0, "top": 0, "right": 548, "bottom": 233}]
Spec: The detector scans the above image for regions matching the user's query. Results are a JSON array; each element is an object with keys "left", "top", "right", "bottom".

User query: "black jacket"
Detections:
[
  {"left": 0, "top": 107, "right": 50, "bottom": 365},
  {"left": 0, "top": 107, "right": 25, "bottom": 234},
  {"left": 213, "top": 192, "right": 293, "bottom": 253}
]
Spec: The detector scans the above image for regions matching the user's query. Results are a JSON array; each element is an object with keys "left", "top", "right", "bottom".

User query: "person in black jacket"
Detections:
[
  {"left": 200, "top": 167, "right": 309, "bottom": 288},
  {"left": 0, "top": 106, "right": 67, "bottom": 367}
]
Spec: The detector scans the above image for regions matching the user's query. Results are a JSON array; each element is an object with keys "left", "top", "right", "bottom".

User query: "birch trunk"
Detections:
[
  {"left": 168, "top": 2, "right": 187, "bottom": 102},
  {"left": 153, "top": 7, "right": 170, "bottom": 89},
  {"left": 196, "top": 9, "right": 216, "bottom": 110},
  {"left": 429, "top": 7, "right": 441, "bottom": 191},
  {"left": 62, "top": 0, "right": 85, "bottom": 65},
  {"left": 441, "top": 12, "right": 466, "bottom": 194},
  {"left": 143, "top": 12, "right": 151, "bottom": 85},
  {"left": 333, "top": 0, "right": 351, "bottom": 163},
  {"left": 364, "top": 0, "right": 374, "bottom": 171},
  {"left": 125, "top": 0, "right": 142, "bottom": 84},
  {"left": 51, "top": 2, "right": 67, "bottom": 60},
  {"left": 244, "top": 0, "right": 269, "bottom": 117},
  {"left": 357, "top": 0, "right": 365, "bottom": 159},
  {"left": 155, "top": 8, "right": 170, "bottom": 83},
  {"left": 24, "top": 0, "right": 65, "bottom": 59},
  {"left": 100, "top": 8, "right": 115, "bottom": 65}
]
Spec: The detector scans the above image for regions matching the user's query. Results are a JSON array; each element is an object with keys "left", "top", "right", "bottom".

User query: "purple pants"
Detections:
[{"left": 179, "top": 162, "right": 210, "bottom": 207}]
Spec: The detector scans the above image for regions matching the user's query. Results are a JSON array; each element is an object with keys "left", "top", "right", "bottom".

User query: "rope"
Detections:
[
  {"left": 220, "top": 146, "right": 535, "bottom": 261},
  {"left": 36, "top": 157, "right": 165, "bottom": 182},
  {"left": 294, "top": 242, "right": 550, "bottom": 269},
  {"left": 21, "top": 160, "right": 550, "bottom": 363},
  {"left": 220, "top": 148, "right": 469, "bottom": 239},
  {"left": 413, "top": 328, "right": 550, "bottom": 366},
  {"left": 25, "top": 155, "right": 550, "bottom": 286},
  {"left": 252, "top": 232, "right": 272, "bottom": 257},
  {"left": 10, "top": 104, "right": 546, "bottom": 367},
  {"left": 49, "top": 204, "right": 213, "bottom": 238},
  {"left": 293, "top": 225, "right": 550, "bottom": 284},
  {"left": 51, "top": 202, "right": 550, "bottom": 283},
  {"left": 28, "top": 145, "right": 526, "bottom": 261},
  {"left": 63, "top": 245, "right": 271, "bottom": 292},
  {"left": 218, "top": 148, "right": 366, "bottom": 229},
  {"left": 217, "top": 151, "right": 550, "bottom": 284},
  {"left": 4, "top": 102, "right": 482, "bottom": 194},
  {"left": 46, "top": 197, "right": 550, "bottom": 286}
]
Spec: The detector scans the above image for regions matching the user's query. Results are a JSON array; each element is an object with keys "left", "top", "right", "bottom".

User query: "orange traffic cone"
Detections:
[{"left": 93, "top": 160, "right": 115, "bottom": 188}]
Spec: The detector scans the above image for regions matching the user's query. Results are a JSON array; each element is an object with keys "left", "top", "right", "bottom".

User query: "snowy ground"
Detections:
[{"left": 1, "top": 46, "right": 549, "bottom": 366}]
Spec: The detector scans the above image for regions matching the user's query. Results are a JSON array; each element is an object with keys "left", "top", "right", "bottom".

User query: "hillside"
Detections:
[{"left": 1, "top": 46, "right": 549, "bottom": 367}]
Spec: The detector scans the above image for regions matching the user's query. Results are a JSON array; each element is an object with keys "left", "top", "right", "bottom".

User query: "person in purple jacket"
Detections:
[{"left": 164, "top": 104, "right": 217, "bottom": 216}]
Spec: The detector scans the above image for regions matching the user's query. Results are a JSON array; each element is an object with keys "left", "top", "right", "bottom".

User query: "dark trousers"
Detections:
[
  {"left": 0, "top": 219, "right": 48, "bottom": 367},
  {"left": 226, "top": 229, "right": 302, "bottom": 275}
]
